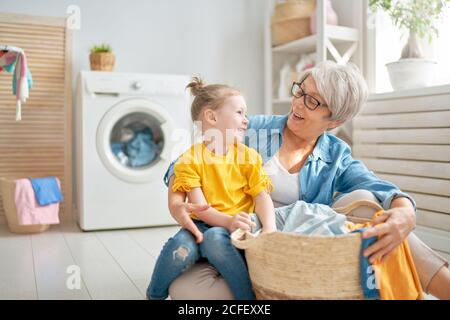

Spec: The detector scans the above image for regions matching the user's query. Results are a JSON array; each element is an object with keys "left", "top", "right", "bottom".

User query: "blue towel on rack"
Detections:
[{"left": 29, "top": 176, "right": 63, "bottom": 206}]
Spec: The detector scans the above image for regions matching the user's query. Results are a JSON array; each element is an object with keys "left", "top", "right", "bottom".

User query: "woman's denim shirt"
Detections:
[{"left": 164, "top": 114, "right": 416, "bottom": 210}]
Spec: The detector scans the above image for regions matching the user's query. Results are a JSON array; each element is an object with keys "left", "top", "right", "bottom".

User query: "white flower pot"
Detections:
[{"left": 386, "top": 59, "right": 437, "bottom": 91}]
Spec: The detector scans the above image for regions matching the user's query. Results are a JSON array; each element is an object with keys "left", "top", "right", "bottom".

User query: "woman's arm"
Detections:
[
  {"left": 336, "top": 150, "right": 416, "bottom": 263},
  {"left": 187, "top": 187, "right": 256, "bottom": 233},
  {"left": 336, "top": 148, "right": 416, "bottom": 211},
  {"left": 254, "top": 191, "right": 276, "bottom": 233}
]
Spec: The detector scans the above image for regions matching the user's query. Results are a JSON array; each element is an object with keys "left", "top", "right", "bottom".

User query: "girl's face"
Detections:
[
  {"left": 287, "top": 76, "right": 342, "bottom": 142},
  {"left": 206, "top": 95, "right": 249, "bottom": 144}
]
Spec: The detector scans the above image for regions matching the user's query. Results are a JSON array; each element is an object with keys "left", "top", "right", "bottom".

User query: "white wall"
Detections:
[
  {"left": 0, "top": 0, "right": 266, "bottom": 115},
  {"left": 0, "top": 0, "right": 267, "bottom": 215}
]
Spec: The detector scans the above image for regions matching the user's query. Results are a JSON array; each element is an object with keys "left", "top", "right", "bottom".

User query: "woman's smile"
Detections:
[{"left": 291, "top": 110, "right": 304, "bottom": 121}]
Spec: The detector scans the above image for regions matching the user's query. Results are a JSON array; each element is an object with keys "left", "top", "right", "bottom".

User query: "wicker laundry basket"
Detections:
[
  {"left": 0, "top": 178, "right": 50, "bottom": 234},
  {"left": 231, "top": 200, "right": 383, "bottom": 300}
]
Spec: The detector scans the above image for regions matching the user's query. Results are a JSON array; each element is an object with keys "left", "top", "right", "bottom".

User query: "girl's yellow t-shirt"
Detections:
[{"left": 172, "top": 143, "right": 272, "bottom": 217}]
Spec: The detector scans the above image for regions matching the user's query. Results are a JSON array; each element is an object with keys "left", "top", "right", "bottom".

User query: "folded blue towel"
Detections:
[
  {"left": 29, "top": 176, "right": 63, "bottom": 206},
  {"left": 352, "top": 228, "right": 380, "bottom": 300}
]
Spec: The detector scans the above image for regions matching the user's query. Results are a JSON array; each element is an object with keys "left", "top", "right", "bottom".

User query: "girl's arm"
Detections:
[
  {"left": 187, "top": 187, "right": 231, "bottom": 227},
  {"left": 168, "top": 176, "right": 209, "bottom": 243},
  {"left": 254, "top": 191, "right": 276, "bottom": 233},
  {"left": 244, "top": 149, "right": 275, "bottom": 233},
  {"left": 188, "top": 187, "right": 255, "bottom": 232}
]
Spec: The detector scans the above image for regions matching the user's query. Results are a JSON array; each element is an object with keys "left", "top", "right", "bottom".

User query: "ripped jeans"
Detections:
[{"left": 146, "top": 221, "right": 255, "bottom": 300}]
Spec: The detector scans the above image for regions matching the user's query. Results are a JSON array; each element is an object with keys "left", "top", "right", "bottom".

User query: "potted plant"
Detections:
[
  {"left": 89, "top": 43, "right": 115, "bottom": 71},
  {"left": 369, "top": 0, "right": 449, "bottom": 90}
]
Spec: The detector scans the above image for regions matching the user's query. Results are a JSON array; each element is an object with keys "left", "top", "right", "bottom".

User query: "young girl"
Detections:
[{"left": 147, "top": 77, "right": 276, "bottom": 300}]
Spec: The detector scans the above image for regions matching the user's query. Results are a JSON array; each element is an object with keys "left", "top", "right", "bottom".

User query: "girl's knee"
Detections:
[
  {"left": 171, "top": 245, "right": 197, "bottom": 264},
  {"left": 164, "top": 230, "right": 199, "bottom": 264},
  {"left": 203, "top": 227, "right": 229, "bottom": 243},
  {"left": 201, "top": 227, "right": 234, "bottom": 258}
]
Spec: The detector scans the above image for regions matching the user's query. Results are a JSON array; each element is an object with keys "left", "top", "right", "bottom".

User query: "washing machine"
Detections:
[{"left": 76, "top": 71, "right": 192, "bottom": 231}]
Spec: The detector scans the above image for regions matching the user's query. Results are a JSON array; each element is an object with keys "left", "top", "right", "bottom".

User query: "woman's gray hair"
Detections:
[{"left": 300, "top": 61, "right": 368, "bottom": 122}]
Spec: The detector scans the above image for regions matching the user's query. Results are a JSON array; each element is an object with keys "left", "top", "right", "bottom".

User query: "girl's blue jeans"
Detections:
[{"left": 146, "top": 221, "right": 255, "bottom": 300}]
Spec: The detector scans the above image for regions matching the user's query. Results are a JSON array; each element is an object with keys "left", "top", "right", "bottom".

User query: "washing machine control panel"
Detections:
[
  {"left": 131, "top": 81, "right": 142, "bottom": 90},
  {"left": 83, "top": 73, "right": 188, "bottom": 97},
  {"left": 131, "top": 79, "right": 185, "bottom": 96}
]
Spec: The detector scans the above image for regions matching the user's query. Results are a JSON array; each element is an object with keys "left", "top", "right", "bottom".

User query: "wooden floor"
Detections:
[
  {"left": 0, "top": 221, "right": 446, "bottom": 300},
  {"left": 0, "top": 221, "right": 179, "bottom": 300}
]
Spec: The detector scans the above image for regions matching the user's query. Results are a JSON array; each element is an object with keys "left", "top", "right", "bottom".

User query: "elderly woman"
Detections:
[{"left": 164, "top": 61, "right": 450, "bottom": 299}]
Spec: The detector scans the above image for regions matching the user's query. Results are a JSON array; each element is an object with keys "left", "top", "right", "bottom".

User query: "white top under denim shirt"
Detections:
[
  {"left": 262, "top": 153, "right": 299, "bottom": 208},
  {"left": 164, "top": 114, "right": 416, "bottom": 211}
]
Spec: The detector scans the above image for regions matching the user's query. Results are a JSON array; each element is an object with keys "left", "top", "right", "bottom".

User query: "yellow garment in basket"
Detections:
[
  {"left": 349, "top": 211, "right": 424, "bottom": 300},
  {"left": 172, "top": 143, "right": 272, "bottom": 218}
]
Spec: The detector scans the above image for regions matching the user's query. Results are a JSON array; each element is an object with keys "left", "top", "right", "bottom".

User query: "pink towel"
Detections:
[
  {"left": 14, "top": 178, "right": 60, "bottom": 225},
  {"left": 0, "top": 48, "right": 33, "bottom": 121}
]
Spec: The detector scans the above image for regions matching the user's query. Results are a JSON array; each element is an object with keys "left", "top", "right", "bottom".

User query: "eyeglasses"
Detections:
[{"left": 291, "top": 79, "right": 327, "bottom": 111}]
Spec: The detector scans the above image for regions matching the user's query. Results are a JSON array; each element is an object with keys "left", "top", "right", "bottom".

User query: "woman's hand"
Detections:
[
  {"left": 227, "top": 212, "right": 256, "bottom": 233},
  {"left": 170, "top": 202, "right": 210, "bottom": 243},
  {"left": 362, "top": 197, "right": 416, "bottom": 264}
]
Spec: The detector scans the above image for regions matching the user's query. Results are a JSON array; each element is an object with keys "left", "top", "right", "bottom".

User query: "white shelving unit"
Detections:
[
  {"left": 271, "top": 25, "right": 359, "bottom": 54},
  {"left": 264, "top": 0, "right": 364, "bottom": 120}
]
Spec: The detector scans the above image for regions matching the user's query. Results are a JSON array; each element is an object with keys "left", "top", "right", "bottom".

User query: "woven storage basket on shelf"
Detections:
[
  {"left": 271, "top": 0, "right": 315, "bottom": 46},
  {"left": 231, "top": 200, "right": 383, "bottom": 300}
]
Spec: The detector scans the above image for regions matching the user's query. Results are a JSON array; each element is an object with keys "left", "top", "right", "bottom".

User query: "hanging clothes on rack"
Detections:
[{"left": 0, "top": 45, "right": 33, "bottom": 121}]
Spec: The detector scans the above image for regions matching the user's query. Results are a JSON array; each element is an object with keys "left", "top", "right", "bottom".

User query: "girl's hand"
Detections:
[
  {"left": 227, "top": 212, "right": 256, "bottom": 233},
  {"left": 170, "top": 202, "right": 210, "bottom": 243},
  {"left": 362, "top": 205, "right": 415, "bottom": 264}
]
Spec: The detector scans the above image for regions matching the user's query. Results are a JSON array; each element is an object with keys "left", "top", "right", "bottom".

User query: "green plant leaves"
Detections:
[
  {"left": 369, "top": 0, "right": 449, "bottom": 40},
  {"left": 90, "top": 43, "right": 112, "bottom": 53}
]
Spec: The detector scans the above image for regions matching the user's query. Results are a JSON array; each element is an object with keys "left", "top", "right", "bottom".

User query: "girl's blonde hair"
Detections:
[{"left": 186, "top": 77, "right": 241, "bottom": 121}]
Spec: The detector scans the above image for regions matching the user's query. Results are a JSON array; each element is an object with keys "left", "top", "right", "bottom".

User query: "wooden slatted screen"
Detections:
[
  {"left": 0, "top": 13, "right": 72, "bottom": 222},
  {"left": 353, "top": 90, "right": 450, "bottom": 232}
]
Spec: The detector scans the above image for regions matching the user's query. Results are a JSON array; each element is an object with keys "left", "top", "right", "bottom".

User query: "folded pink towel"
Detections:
[{"left": 14, "top": 178, "right": 60, "bottom": 225}]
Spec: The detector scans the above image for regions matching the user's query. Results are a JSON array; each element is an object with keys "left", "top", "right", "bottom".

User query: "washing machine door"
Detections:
[{"left": 97, "top": 98, "right": 176, "bottom": 183}]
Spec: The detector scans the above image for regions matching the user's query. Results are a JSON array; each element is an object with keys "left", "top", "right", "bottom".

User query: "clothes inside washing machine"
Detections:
[{"left": 110, "top": 112, "right": 164, "bottom": 168}]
